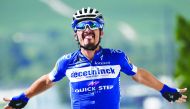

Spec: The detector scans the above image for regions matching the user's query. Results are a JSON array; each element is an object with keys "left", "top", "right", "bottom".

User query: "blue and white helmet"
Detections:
[{"left": 72, "top": 7, "right": 104, "bottom": 31}]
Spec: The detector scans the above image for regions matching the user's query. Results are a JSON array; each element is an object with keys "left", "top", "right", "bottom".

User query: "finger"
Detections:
[
  {"left": 175, "top": 99, "right": 183, "bottom": 104},
  {"left": 3, "top": 105, "right": 13, "bottom": 109},
  {"left": 180, "top": 98, "right": 186, "bottom": 102},
  {"left": 181, "top": 95, "right": 187, "bottom": 99},
  {"left": 175, "top": 98, "right": 185, "bottom": 104},
  {"left": 179, "top": 88, "right": 187, "bottom": 93},
  {"left": 3, "top": 98, "right": 11, "bottom": 102},
  {"left": 176, "top": 97, "right": 186, "bottom": 103}
]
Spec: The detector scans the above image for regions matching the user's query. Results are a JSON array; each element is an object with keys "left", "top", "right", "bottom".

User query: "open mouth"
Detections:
[
  {"left": 82, "top": 33, "right": 95, "bottom": 40},
  {"left": 84, "top": 34, "right": 94, "bottom": 39}
]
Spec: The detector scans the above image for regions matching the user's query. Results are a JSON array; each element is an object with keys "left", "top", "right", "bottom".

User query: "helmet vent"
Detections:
[
  {"left": 76, "top": 14, "right": 96, "bottom": 18},
  {"left": 84, "top": 8, "right": 87, "bottom": 13},
  {"left": 95, "top": 11, "right": 99, "bottom": 13},
  {"left": 79, "top": 10, "right": 82, "bottom": 14},
  {"left": 90, "top": 8, "right": 93, "bottom": 13}
]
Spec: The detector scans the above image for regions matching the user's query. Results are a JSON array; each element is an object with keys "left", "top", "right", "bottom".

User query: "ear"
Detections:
[
  {"left": 100, "top": 31, "right": 104, "bottom": 38},
  {"left": 74, "top": 33, "right": 78, "bottom": 41}
]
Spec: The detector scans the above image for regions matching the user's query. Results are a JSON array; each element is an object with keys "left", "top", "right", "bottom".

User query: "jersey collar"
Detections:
[{"left": 78, "top": 46, "right": 103, "bottom": 61}]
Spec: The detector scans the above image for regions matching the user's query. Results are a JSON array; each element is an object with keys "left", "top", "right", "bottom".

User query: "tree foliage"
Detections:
[{"left": 175, "top": 15, "right": 190, "bottom": 108}]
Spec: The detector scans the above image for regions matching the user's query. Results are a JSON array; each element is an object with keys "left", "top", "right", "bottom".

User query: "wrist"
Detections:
[
  {"left": 12, "top": 92, "right": 30, "bottom": 102},
  {"left": 160, "top": 84, "right": 177, "bottom": 94}
]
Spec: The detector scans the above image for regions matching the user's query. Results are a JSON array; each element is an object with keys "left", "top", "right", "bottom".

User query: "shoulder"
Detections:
[
  {"left": 57, "top": 50, "right": 79, "bottom": 64},
  {"left": 102, "top": 48, "right": 125, "bottom": 56}
]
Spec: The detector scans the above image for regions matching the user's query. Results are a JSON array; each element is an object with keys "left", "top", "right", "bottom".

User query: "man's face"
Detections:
[{"left": 75, "top": 25, "right": 102, "bottom": 50}]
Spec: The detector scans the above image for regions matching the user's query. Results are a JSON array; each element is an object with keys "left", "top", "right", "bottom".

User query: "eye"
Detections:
[
  {"left": 76, "top": 23, "right": 85, "bottom": 29},
  {"left": 90, "top": 23, "right": 97, "bottom": 29},
  {"left": 92, "top": 23, "right": 96, "bottom": 28}
]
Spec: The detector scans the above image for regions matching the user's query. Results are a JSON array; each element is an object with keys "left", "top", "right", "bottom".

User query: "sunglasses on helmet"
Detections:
[{"left": 74, "top": 21, "right": 103, "bottom": 31}]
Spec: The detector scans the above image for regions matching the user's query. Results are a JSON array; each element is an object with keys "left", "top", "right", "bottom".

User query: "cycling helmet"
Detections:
[{"left": 72, "top": 7, "right": 104, "bottom": 32}]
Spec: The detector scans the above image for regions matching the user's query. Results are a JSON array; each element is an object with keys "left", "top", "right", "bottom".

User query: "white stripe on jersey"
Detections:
[
  {"left": 66, "top": 65, "right": 121, "bottom": 82},
  {"left": 132, "top": 65, "right": 138, "bottom": 73}
]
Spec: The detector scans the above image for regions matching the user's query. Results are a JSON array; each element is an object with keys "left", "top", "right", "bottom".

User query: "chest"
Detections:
[{"left": 65, "top": 64, "right": 121, "bottom": 82}]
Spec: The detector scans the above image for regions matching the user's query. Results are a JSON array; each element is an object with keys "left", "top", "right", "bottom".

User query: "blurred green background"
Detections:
[{"left": 0, "top": 0, "right": 190, "bottom": 109}]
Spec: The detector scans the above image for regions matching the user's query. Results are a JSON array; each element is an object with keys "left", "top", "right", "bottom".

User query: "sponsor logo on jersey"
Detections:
[
  {"left": 94, "top": 61, "right": 110, "bottom": 65},
  {"left": 71, "top": 67, "right": 115, "bottom": 78},
  {"left": 88, "top": 81, "right": 100, "bottom": 86},
  {"left": 62, "top": 53, "right": 72, "bottom": 59},
  {"left": 73, "top": 85, "right": 114, "bottom": 93},
  {"left": 66, "top": 65, "right": 121, "bottom": 82}
]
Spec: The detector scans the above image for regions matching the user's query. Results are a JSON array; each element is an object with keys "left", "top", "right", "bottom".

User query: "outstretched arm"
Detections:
[
  {"left": 3, "top": 74, "right": 54, "bottom": 109},
  {"left": 25, "top": 74, "right": 54, "bottom": 98},
  {"left": 132, "top": 68, "right": 187, "bottom": 103},
  {"left": 132, "top": 68, "right": 163, "bottom": 91}
]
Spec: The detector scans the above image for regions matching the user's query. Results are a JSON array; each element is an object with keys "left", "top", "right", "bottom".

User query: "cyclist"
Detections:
[{"left": 3, "top": 7, "right": 187, "bottom": 109}]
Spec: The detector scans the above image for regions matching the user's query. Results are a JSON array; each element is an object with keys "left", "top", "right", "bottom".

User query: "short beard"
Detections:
[{"left": 79, "top": 38, "right": 101, "bottom": 51}]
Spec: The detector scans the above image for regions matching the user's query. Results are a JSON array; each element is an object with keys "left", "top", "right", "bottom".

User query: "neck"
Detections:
[{"left": 80, "top": 46, "right": 100, "bottom": 60}]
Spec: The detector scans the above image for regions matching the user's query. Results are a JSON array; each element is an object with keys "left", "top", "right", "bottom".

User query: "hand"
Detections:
[
  {"left": 3, "top": 98, "right": 12, "bottom": 109},
  {"left": 175, "top": 88, "right": 187, "bottom": 103},
  {"left": 3, "top": 93, "right": 29, "bottom": 109},
  {"left": 160, "top": 84, "right": 187, "bottom": 103}
]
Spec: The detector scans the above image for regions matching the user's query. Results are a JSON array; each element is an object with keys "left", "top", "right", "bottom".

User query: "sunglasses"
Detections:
[{"left": 74, "top": 21, "right": 103, "bottom": 31}]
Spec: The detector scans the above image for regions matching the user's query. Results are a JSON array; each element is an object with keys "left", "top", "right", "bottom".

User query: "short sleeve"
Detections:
[
  {"left": 48, "top": 54, "right": 71, "bottom": 82},
  {"left": 120, "top": 52, "right": 137, "bottom": 76}
]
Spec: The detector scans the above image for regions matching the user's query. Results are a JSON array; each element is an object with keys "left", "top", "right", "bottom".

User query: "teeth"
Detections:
[
  {"left": 84, "top": 35, "right": 94, "bottom": 39},
  {"left": 85, "top": 35, "right": 93, "bottom": 38}
]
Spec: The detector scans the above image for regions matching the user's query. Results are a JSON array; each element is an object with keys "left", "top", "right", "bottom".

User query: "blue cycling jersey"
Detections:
[{"left": 48, "top": 47, "right": 137, "bottom": 109}]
